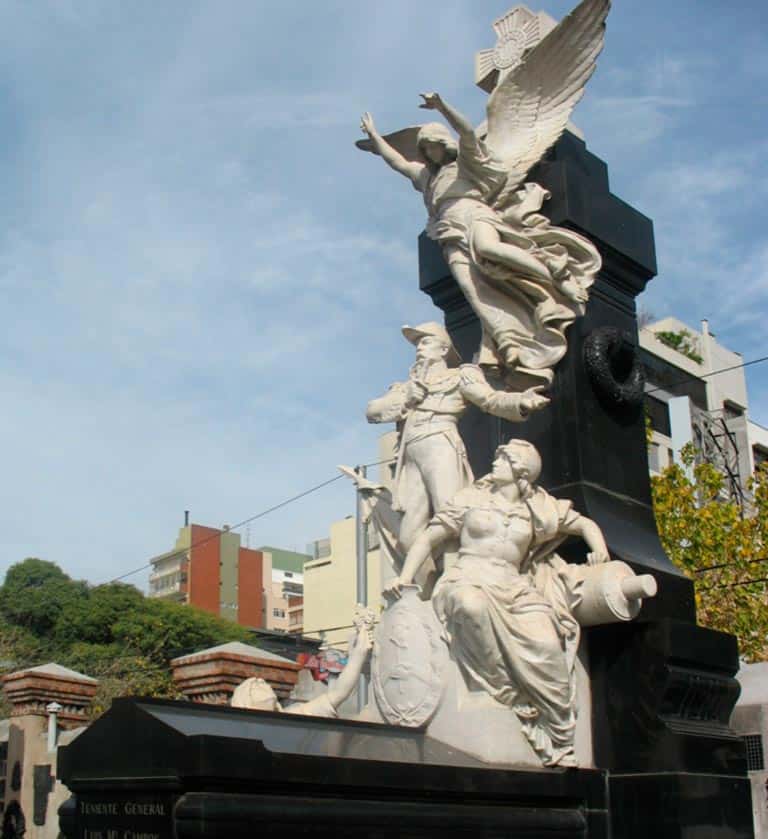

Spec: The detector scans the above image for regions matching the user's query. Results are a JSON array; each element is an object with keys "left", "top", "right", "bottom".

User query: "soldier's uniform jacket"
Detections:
[{"left": 367, "top": 363, "right": 528, "bottom": 509}]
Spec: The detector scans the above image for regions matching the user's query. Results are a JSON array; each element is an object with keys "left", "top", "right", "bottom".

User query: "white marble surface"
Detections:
[
  {"left": 372, "top": 440, "right": 654, "bottom": 768},
  {"left": 359, "top": 0, "right": 610, "bottom": 387},
  {"left": 232, "top": 616, "right": 374, "bottom": 718},
  {"left": 474, "top": 5, "right": 557, "bottom": 93},
  {"left": 360, "top": 321, "right": 547, "bottom": 579},
  {"left": 348, "top": 0, "right": 661, "bottom": 771}
]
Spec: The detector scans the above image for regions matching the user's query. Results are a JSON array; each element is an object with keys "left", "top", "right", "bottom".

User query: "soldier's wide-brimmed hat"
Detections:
[{"left": 402, "top": 322, "right": 462, "bottom": 366}]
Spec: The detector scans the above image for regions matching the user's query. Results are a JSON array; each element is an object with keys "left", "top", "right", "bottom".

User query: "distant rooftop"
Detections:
[
  {"left": 22, "top": 663, "right": 98, "bottom": 683},
  {"left": 173, "top": 641, "right": 294, "bottom": 664},
  {"left": 258, "top": 546, "right": 311, "bottom": 574}
]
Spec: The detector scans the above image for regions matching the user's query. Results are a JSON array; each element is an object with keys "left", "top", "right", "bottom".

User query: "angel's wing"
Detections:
[
  {"left": 485, "top": 0, "right": 610, "bottom": 196},
  {"left": 355, "top": 126, "right": 423, "bottom": 162}
]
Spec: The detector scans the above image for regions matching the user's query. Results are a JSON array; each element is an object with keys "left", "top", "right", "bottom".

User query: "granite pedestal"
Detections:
[
  {"left": 57, "top": 131, "right": 753, "bottom": 839},
  {"left": 57, "top": 697, "right": 610, "bottom": 839},
  {"left": 419, "top": 130, "right": 753, "bottom": 838}
]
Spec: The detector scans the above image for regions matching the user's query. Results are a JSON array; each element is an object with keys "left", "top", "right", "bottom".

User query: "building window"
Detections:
[
  {"left": 272, "top": 608, "right": 285, "bottom": 618},
  {"left": 743, "top": 734, "right": 764, "bottom": 771},
  {"left": 645, "top": 395, "right": 671, "bottom": 437},
  {"left": 754, "top": 446, "right": 768, "bottom": 471}
]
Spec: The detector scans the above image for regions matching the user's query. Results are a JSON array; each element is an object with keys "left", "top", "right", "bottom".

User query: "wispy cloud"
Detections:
[{"left": 0, "top": 0, "right": 766, "bottom": 585}]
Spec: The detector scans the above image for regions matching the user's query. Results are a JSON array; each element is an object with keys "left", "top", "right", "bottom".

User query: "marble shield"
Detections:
[{"left": 371, "top": 586, "right": 448, "bottom": 727}]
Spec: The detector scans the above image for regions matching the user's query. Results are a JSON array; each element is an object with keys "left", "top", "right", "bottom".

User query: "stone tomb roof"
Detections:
[
  {"left": 172, "top": 641, "right": 294, "bottom": 664},
  {"left": 23, "top": 663, "right": 98, "bottom": 683},
  {"left": 171, "top": 641, "right": 300, "bottom": 704},
  {"left": 2, "top": 661, "right": 98, "bottom": 725}
]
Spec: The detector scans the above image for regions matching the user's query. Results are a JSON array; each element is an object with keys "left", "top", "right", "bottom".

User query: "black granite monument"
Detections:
[
  {"left": 420, "top": 130, "right": 754, "bottom": 837},
  {"left": 58, "top": 697, "right": 612, "bottom": 838},
  {"left": 57, "top": 138, "right": 753, "bottom": 839}
]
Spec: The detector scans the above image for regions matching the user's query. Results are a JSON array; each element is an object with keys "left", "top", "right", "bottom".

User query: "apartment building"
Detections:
[{"left": 640, "top": 317, "right": 768, "bottom": 502}]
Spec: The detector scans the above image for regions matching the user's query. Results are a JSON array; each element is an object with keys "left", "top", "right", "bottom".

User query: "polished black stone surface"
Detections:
[
  {"left": 589, "top": 619, "right": 745, "bottom": 775},
  {"left": 58, "top": 697, "right": 609, "bottom": 839},
  {"left": 609, "top": 773, "right": 754, "bottom": 839},
  {"left": 418, "top": 131, "right": 683, "bottom": 599},
  {"left": 417, "top": 131, "right": 753, "bottom": 837},
  {"left": 56, "top": 132, "right": 755, "bottom": 839}
]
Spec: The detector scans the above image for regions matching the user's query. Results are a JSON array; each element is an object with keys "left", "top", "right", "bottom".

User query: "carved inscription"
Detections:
[{"left": 77, "top": 797, "right": 174, "bottom": 839}]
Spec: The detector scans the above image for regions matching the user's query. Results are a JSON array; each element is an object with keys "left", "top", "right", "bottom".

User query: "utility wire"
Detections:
[
  {"left": 699, "top": 575, "right": 768, "bottom": 592},
  {"left": 102, "top": 354, "right": 768, "bottom": 586},
  {"left": 106, "top": 456, "right": 397, "bottom": 585},
  {"left": 645, "top": 354, "right": 768, "bottom": 398},
  {"left": 107, "top": 473, "right": 344, "bottom": 584},
  {"left": 100, "top": 355, "right": 768, "bottom": 585},
  {"left": 694, "top": 556, "right": 768, "bottom": 575}
]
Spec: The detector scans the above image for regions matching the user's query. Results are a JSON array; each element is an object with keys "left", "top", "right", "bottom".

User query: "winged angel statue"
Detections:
[{"left": 359, "top": 0, "right": 609, "bottom": 389}]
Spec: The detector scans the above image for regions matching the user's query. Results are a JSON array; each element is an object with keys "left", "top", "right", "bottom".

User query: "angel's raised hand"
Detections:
[
  {"left": 419, "top": 92, "right": 443, "bottom": 111},
  {"left": 360, "top": 112, "right": 376, "bottom": 137}
]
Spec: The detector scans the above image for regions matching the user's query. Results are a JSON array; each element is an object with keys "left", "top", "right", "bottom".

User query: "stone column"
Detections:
[
  {"left": 171, "top": 641, "right": 301, "bottom": 705},
  {"left": 2, "top": 663, "right": 98, "bottom": 839},
  {"left": 419, "top": 128, "right": 750, "bottom": 828}
]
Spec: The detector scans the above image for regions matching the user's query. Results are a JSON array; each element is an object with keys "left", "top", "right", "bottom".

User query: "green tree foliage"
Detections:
[
  {"left": 0, "top": 558, "right": 87, "bottom": 636},
  {"left": 652, "top": 447, "right": 768, "bottom": 662},
  {"left": 110, "top": 597, "right": 251, "bottom": 662},
  {"left": 53, "top": 583, "right": 145, "bottom": 647},
  {"left": 0, "top": 558, "right": 253, "bottom": 717},
  {"left": 655, "top": 329, "right": 704, "bottom": 365}
]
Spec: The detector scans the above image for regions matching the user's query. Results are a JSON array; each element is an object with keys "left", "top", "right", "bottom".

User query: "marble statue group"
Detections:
[
  {"left": 351, "top": 0, "right": 653, "bottom": 768},
  {"left": 235, "top": 0, "right": 657, "bottom": 771},
  {"left": 357, "top": 0, "right": 609, "bottom": 391}
]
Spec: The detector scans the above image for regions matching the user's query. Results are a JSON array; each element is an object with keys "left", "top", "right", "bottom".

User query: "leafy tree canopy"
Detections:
[
  {"left": 0, "top": 558, "right": 87, "bottom": 637},
  {"left": 652, "top": 446, "right": 768, "bottom": 662},
  {"left": 0, "top": 558, "right": 252, "bottom": 717},
  {"left": 54, "top": 582, "right": 146, "bottom": 647}
]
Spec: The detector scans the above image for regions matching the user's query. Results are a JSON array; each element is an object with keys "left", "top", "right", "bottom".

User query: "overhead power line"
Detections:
[
  {"left": 100, "top": 354, "right": 768, "bottom": 586},
  {"left": 645, "top": 353, "right": 768, "bottom": 398},
  {"left": 106, "top": 456, "right": 396, "bottom": 585},
  {"left": 694, "top": 557, "right": 768, "bottom": 575},
  {"left": 699, "top": 576, "right": 768, "bottom": 592}
]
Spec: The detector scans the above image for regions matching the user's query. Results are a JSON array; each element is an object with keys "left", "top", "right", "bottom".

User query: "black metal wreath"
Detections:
[{"left": 583, "top": 326, "right": 645, "bottom": 409}]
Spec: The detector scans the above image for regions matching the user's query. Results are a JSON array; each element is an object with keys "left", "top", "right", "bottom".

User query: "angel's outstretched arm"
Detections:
[
  {"left": 360, "top": 112, "right": 423, "bottom": 185},
  {"left": 419, "top": 92, "right": 474, "bottom": 141}
]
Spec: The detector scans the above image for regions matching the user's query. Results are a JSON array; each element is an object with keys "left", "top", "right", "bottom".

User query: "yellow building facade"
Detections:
[
  {"left": 302, "top": 516, "right": 381, "bottom": 650},
  {"left": 302, "top": 432, "right": 397, "bottom": 649}
]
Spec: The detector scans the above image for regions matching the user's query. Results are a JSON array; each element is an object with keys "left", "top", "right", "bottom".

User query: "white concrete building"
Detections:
[{"left": 641, "top": 317, "right": 766, "bottom": 503}]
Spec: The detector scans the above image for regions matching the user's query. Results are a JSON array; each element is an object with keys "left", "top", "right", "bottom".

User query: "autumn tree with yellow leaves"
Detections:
[{"left": 651, "top": 445, "right": 768, "bottom": 661}]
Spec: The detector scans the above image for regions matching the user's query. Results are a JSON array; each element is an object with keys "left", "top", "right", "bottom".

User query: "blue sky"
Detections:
[{"left": 1, "top": 0, "right": 766, "bottom": 586}]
